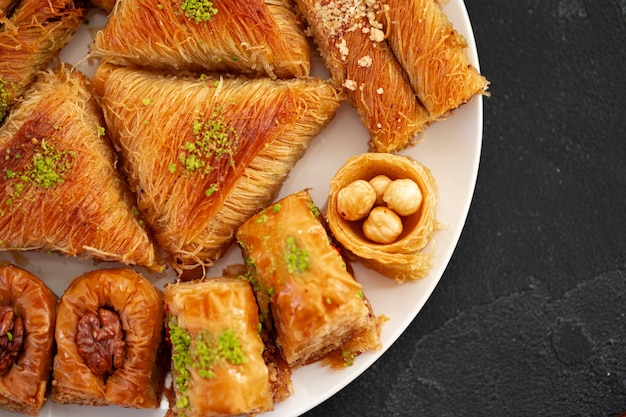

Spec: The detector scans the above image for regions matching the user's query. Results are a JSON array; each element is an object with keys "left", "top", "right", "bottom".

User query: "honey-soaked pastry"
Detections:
[
  {"left": 237, "top": 190, "right": 382, "bottom": 367},
  {"left": 382, "top": 0, "right": 489, "bottom": 120},
  {"left": 0, "top": 262, "right": 57, "bottom": 416},
  {"left": 52, "top": 268, "right": 166, "bottom": 408},
  {"left": 0, "top": 0, "right": 18, "bottom": 18},
  {"left": 90, "top": 0, "right": 310, "bottom": 79},
  {"left": 92, "top": 63, "right": 343, "bottom": 275},
  {"left": 164, "top": 277, "right": 291, "bottom": 417},
  {"left": 0, "top": 65, "right": 161, "bottom": 270},
  {"left": 327, "top": 153, "right": 438, "bottom": 283},
  {"left": 0, "top": 0, "right": 86, "bottom": 122},
  {"left": 294, "top": 0, "right": 431, "bottom": 153}
]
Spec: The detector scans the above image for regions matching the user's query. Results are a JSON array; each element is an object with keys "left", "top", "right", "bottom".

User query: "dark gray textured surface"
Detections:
[{"left": 304, "top": 0, "right": 626, "bottom": 415}]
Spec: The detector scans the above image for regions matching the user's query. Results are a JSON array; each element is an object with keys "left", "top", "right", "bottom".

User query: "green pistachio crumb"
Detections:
[
  {"left": 181, "top": 0, "right": 218, "bottom": 23},
  {"left": 284, "top": 235, "right": 310, "bottom": 274},
  {"left": 0, "top": 77, "right": 10, "bottom": 122}
]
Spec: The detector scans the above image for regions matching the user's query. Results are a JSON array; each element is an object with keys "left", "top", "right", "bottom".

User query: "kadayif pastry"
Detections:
[
  {"left": 0, "top": 0, "right": 86, "bottom": 122},
  {"left": 164, "top": 277, "right": 291, "bottom": 417},
  {"left": 90, "top": 0, "right": 310, "bottom": 79},
  {"left": 237, "top": 190, "right": 382, "bottom": 367},
  {"left": 52, "top": 268, "right": 166, "bottom": 408},
  {"left": 92, "top": 63, "right": 342, "bottom": 275},
  {"left": 293, "top": 0, "right": 431, "bottom": 153},
  {"left": 0, "top": 65, "right": 161, "bottom": 270},
  {"left": 0, "top": 262, "right": 57, "bottom": 416},
  {"left": 382, "top": 0, "right": 489, "bottom": 120},
  {"left": 327, "top": 153, "right": 438, "bottom": 283}
]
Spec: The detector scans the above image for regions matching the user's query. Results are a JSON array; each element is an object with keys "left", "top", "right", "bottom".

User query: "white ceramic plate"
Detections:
[{"left": 0, "top": 1, "right": 483, "bottom": 416}]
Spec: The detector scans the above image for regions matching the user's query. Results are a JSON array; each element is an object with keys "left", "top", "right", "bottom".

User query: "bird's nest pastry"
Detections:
[{"left": 326, "top": 153, "right": 438, "bottom": 283}]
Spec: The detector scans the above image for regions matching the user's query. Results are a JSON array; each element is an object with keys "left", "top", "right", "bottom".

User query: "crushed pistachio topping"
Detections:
[
  {"left": 174, "top": 107, "right": 238, "bottom": 181},
  {"left": 308, "top": 200, "right": 320, "bottom": 218},
  {"left": 342, "top": 349, "right": 356, "bottom": 366},
  {"left": 3, "top": 139, "right": 73, "bottom": 206},
  {"left": 284, "top": 235, "right": 310, "bottom": 274},
  {"left": 169, "top": 316, "right": 248, "bottom": 410},
  {"left": 0, "top": 78, "right": 9, "bottom": 121},
  {"left": 168, "top": 318, "right": 192, "bottom": 411},
  {"left": 272, "top": 203, "right": 282, "bottom": 213},
  {"left": 181, "top": 0, "right": 218, "bottom": 24}
]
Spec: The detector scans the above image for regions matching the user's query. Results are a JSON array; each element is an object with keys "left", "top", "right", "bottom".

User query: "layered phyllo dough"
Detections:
[
  {"left": 52, "top": 268, "right": 166, "bottom": 408},
  {"left": 237, "top": 190, "right": 382, "bottom": 367},
  {"left": 0, "top": 0, "right": 86, "bottom": 122},
  {"left": 90, "top": 0, "right": 311, "bottom": 79},
  {"left": 92, "top": 63, "right": 343, "bottom": 275},
  {"left": 164, "top": 277, "right": 290, "bottom": 417},
  {"left": 0, "top": 262, "right": 57, "bottom": 416},
  {"left": 0, "top": 65, "right": 161, "bottom": 270}
]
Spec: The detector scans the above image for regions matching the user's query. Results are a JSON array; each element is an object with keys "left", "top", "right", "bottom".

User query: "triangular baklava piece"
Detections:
[
  {"left": 90, "top": 0, "right": 311, "bottom": 79},
  {"left": 383, "top": 0, "right": 489, "bottom": 119},
  {"left": 0, "top": 0, "right": 87, "bottom": 122},
  {"left": 92, "top": 63, "right": 343, "bottom": 275},
  {"left": 0, "top": 65, "right": 161, "bottom": 270}
]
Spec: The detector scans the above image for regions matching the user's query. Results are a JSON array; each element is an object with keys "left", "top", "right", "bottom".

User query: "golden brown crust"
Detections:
[
  {"left": 51, "top": 268, "right": 165, "bottom": 408},
  {"left": 294, "top": 0, "right": 431, "bottom": 152},
  {"left": 0, "top": 262, "right": 57, "bottom": 416},
  {"left": 0, "top": 65, "right": 161, "bottom": 270},
  {"left": 164, "top": 278, "right": 281, "bottom": 417},
  {"left": 237, "top": 190, "right": 381, "bottom": 367},
  {"left": 0, "top": 0, "right": 87, "bottom": 118},
  {"left": 327, "top": 153, "right": 438, "bottom": 282},
  {"left": 383, "top": 0, "right": 489, "bottom": 119},
  {"left": 91, "top": 0, "right": 310, "bottom": 79},
  {"left": 92, "top": 63, "right": 342, "bottom": 274}
]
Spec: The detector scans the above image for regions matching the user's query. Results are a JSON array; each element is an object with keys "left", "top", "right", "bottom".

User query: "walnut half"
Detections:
[
  {"left": 0, "top": 305, "right": 25, "bottom": 375},
  {"left": 76, "top": 308, "right": 126, "bottom": 376}
]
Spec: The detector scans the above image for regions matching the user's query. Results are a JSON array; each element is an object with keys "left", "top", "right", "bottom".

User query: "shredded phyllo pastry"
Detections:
[
  {"left": 382, "top": 0, "right": 489, "bottom": 119},
  {"left": 0, "top": 0, "right": 86, "bottom": 123},
  {"left": 0, "top": 66, "right": 161, "bottom": 270},
  {"left": 327, "top": 153, "right": 438, "bottom": 283},
  {"left": 93, "top": 64, "right": 342, "bottom": 274},
  {"left": 90, "top": 0, "right": 311, "bottom": 79}
]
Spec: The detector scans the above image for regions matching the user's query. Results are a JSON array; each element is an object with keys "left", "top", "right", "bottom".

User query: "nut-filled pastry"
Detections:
[
  {"left": 293, "top": 0, "right": 431, "bottom": 152},
  {"left": 382, "top": 0, "right": 489, "bottom": 120},
  {"left": 0, "top": 262, "right": 57, "bottom": 416},
  {"left": 327, "top": 153, "right": 438, "bottom": 283},
  {"left": 0, "top": 65, "right": 161, "bottom": 270},
  {"left": 90, "top": 0, "right": 310, "bottom": 79},
  {"left": 0, "top": 0, "right": 86, "bottom": 122},
  {"left": 237, "top": 190, "right": 382, "bottom": 367},
  {"left": 51, "top": 268, "right": 166, "bottom": 408},
  {"left": 164, "top": 277, "right": 291, "bottom": 417},
  {"left": 93, "top": 63, "right": 343, "bottom": 275}
]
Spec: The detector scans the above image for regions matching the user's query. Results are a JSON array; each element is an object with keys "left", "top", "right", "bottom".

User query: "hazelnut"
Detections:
[
  {"left": 363, "top": 206, "right": 403, "bottom": 244},
  {"left": 383, "top": 179, "right": 422, "bottom": 216},
  {"left": 368, "top": 174, "right": 392, "bottom": 206},
  {"left": 336, "top": 180, "right": 376, "bottom": 221}
]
